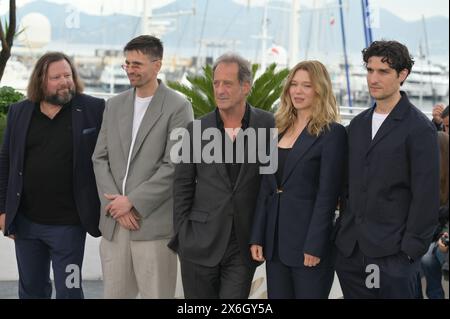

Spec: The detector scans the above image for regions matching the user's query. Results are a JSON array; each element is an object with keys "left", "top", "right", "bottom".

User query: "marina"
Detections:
[{"left": 0, "top": 0, "right": 448, "bottom": 299}]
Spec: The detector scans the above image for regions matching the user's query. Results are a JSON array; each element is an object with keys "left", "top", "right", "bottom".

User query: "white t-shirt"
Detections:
[
  {"left": 122, "top": 95, "right": 153, "bottom": 194},
  {"left": 372, "top": 111, "right": 389, "bottom": 139}
]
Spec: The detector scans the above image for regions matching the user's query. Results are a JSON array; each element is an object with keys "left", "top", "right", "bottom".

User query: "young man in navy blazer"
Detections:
[
  {"left": 0, "top": 52, "right": 104, "bottom": 298},
  {"left": 334, "top": 41, "right": 440, "bottom": 299}
]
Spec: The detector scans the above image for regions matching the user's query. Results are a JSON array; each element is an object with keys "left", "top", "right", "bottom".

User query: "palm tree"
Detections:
[{"left": 168, "top": 63, "right": 289, "bottom": 119}]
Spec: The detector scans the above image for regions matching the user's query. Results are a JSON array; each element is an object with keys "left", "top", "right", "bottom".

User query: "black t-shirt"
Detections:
[{"left": 19, "top": 102, "right": 79, "bottom": 225}]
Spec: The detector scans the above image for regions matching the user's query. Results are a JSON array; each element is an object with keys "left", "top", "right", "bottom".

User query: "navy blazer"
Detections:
[
  {"left": 0, "top": 94, "right": 105, "bottom": 237},
  {"left": 335, "top": 92, "right": 440, "bottom": 261},
  {"left": 250, "top": 122, "right": 347, "bottom": 267}
]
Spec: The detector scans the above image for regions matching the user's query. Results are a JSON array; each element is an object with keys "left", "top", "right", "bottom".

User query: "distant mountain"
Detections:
[
  {"left": 14, "top": 1, "right": 141, "bottom": 46},
  {"left": 5, "top": 0, "right": 449, "bottom": 60}
]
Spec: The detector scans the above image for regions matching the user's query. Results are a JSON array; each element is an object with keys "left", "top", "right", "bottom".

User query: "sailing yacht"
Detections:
[{"left": 402, "top": 61, "right": 449, "bottom": 99}]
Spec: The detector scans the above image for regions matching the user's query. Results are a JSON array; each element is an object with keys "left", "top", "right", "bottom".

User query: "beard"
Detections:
[{"left": 44, "top": 88, "right": 75, "bottom": 105}]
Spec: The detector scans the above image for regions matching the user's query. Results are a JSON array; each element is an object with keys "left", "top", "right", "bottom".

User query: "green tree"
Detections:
[
  {"left": 168, "top": 63, "right": 289, "bottom": 119},
  {"left": 0, "top": 85, "right": 24, "bottom": 115},
  {"left": 0, "top": 85, "right": 24, "bottom": 142}
]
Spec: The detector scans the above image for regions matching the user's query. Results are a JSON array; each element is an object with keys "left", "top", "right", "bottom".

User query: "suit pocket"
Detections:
[
  {"left": 82, "top": 127, "right": 97, "bottom": 135},
  {"left": 188, "top": 210, "right": 209, "bottom": 223}
]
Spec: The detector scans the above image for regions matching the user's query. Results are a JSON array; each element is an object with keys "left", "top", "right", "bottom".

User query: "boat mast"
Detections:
[
  {"left": 422, "top": 15, "right": 436, "bottom": 104},
  {"left": 261, "top": 0, "right": 269, "bottom": 71},
  {"left": 338, "top": 0, "right": 352, "bottom": 107},
  {"left": 361, "top": 0, "right": 373, "bottom": 48}
]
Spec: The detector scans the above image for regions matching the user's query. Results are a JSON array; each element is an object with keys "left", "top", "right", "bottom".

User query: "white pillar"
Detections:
[
  {"left": 261, "top": 0, "right": 269, "bottom": 71},
  {"left": 289, "top": 0, "right": 300, "bottom": 67},
  {"left": 141, "top": 0, "right": 153, "bottom": 35}
]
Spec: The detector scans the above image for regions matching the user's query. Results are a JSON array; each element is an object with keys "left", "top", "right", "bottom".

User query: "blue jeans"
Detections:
[
  {"left": 421, "top": 242, "right": 447, "bottom": 299},
  {"left": 14, "top": 213, "right": 86, "bottom": 299}
]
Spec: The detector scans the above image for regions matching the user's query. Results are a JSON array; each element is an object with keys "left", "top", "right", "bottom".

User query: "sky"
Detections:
[{"left": 0, "top": 0, "right": 448, "bottom": 21}]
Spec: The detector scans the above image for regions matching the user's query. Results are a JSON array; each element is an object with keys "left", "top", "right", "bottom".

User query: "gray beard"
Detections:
[{"left": 44, "top": 88, "right": 75, "bottom": 105}]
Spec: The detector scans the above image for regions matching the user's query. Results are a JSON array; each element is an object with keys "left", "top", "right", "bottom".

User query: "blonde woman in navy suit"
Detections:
[{"left": 250, "top": 61, "right": 347, "bottom": 298}]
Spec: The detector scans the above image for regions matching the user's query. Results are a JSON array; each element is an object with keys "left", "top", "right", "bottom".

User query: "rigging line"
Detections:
[
  {"left": 196, "top": 0, "right": 210, "bottom": 69},
  {"left": 221, "top": 7, "right": 243, "bottom": 38},
  {"left": 176, "top": 14, "right": 192, "bottom": 50},
  {"left": 317, "top": 3, "right": 324, "bottom": 55},
  {"left": 304, "top": 9, "right": 314, "bottom": 60},
  {"left": 421, "top": 15, "right": 436, "bottom": 102},
  {"left": 278, "top": 2, "right": 289, "bottom": 48}
]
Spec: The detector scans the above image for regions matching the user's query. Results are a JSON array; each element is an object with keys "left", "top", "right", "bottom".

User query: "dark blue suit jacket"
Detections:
[
  {"left": 335, "top": 92, "right": 440, "bottom": 261},
  {"left": 0, "top": 94, "right": 105, "bottom": 237},
  {"left": 250, "top": 122, "right": 347, "bottom": 267}
]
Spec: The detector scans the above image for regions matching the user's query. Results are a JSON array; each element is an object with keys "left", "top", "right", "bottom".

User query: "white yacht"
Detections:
[
  {"left": 333, "top": 61, "right": 449, "bottom": 104},
  {"left": 402, "top": 62, "right": 449, "bottom": 99},
  {"left": 0, "top": 60, "right": 30, "bottom": 91},
  {"left": 99, "top": 65, "right": 131, "bottom": 94}
]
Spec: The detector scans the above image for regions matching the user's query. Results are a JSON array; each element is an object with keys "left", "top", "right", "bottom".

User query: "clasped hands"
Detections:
[{"left": 104, "top": 194, "right": 140, "bottom": 231}]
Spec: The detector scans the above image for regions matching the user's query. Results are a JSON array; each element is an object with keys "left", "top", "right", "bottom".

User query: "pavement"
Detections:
[
  {"left": 0, "top": 275, "right": 447, "bottom": 299},
  {"left": 0, "top": 280, "right": 104, "bottom": 299},
  {"left": 1, "top": 235, "right": 448, "bottom": 299}
]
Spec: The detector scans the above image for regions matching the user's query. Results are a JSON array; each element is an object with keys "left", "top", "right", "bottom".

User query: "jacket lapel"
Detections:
[
  {"left": 233, "top": 106, "right": 257, "bottom": 191},
  {"left": 360, "top": 106, "right": 374, "bottom": 155},
  {"left": 202, "top": 112, "right": 232, "bottom": 189},
  {"left": 17, "top": 102, "right": 35, "bottom": 166},
  {"left": 267, "top": 137, "right": 279, "bottom": 188},
  {"left": 365, "top": 94, "right": 408, "bottom": 156},
  {"left": 129, "top": 83, "right": 165, "bottom": 162},
  {"left": 118, "top": 89, "right": 134, "bottom": 160},
  {"left": 71, "top": 95, "right": 84, "bottom": 168},
  {"left": 281, "top": 128, "right": 318, "bottom": 185}
]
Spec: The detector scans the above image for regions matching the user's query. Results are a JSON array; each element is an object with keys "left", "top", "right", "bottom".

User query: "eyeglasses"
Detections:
[{"left": 121, "top": 59, "right": 161, "bottom": 71}]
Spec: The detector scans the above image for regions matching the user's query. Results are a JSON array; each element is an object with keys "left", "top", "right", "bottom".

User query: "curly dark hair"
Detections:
[{"left": 362, "top": 40, "right": 414, "bottom": 84}]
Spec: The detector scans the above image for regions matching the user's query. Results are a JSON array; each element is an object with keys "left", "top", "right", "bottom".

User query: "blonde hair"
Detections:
[{"left": 275, "top": 60, "right": 339, "bottom": 136}]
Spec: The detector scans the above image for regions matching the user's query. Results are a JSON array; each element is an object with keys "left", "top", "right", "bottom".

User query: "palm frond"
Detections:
[
  {"left": 169, "top": 62, "right": 289, "bottom": 117},
  {"left": 167, "top": 81, "right": 214, "bottom": 118}
]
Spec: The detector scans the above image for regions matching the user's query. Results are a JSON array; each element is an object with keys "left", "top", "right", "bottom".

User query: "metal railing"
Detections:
[{"left": 84, "top": 90, "right": 434, "bottom": 124}]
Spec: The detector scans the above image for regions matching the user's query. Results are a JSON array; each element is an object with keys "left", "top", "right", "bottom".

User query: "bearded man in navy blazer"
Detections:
[
  {"left": 334, "top": 41, "right": 440, "bottom": 299},
  {"left": 0, "top": 52, "right": 105, "bottom": 299}
]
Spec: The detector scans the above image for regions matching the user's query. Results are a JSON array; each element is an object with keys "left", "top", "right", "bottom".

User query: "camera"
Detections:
[{"left": 441, "top": 234, "right": 449, "bottom": 247}]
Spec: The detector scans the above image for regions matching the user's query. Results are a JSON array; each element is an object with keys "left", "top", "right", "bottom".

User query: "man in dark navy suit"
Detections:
[
  {"left": 335, "top": 41, "right": 440, "bottom": 298},
  {"left": 0, "top": 52, "right": 105, "bottom": 299}
]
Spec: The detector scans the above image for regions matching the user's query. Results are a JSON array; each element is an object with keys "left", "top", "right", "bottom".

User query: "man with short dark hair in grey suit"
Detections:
[
  {"left": 93, "top": 35, "right": 193, "bottom": 298},
  {"left": 168, "top": 53, "right": 275, "bottom": 299}
]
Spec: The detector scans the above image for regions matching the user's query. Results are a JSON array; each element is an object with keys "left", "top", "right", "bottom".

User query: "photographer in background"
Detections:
[
  {"left": 431, "top": 104, "right": 448, "bottom": 132},
  {"left": 439, "top": 233, "right": 449, "bottom": 281},
  {"left": 420, "top": 131, "right": 449, "bottom": 299},
  {"left": 442, "top": 106, "right": 449, "bottom": 134}
]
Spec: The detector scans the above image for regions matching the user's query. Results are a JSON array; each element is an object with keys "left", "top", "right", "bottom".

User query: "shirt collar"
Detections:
[{"left": 215, "top": 103, "right": 251, "bottom": 130}]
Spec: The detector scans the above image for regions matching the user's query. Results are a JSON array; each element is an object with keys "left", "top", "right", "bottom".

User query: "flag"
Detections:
[{"left": 330, "top": 15, "right": 336, "bottom": 26}]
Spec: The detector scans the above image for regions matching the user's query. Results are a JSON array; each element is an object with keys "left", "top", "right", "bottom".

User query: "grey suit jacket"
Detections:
[
  {"left": 93, "top": 81, "right": 193, "bottom": 241},
  {"left": 168, "top": 106, "right": 275, "bottom": 267}
]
